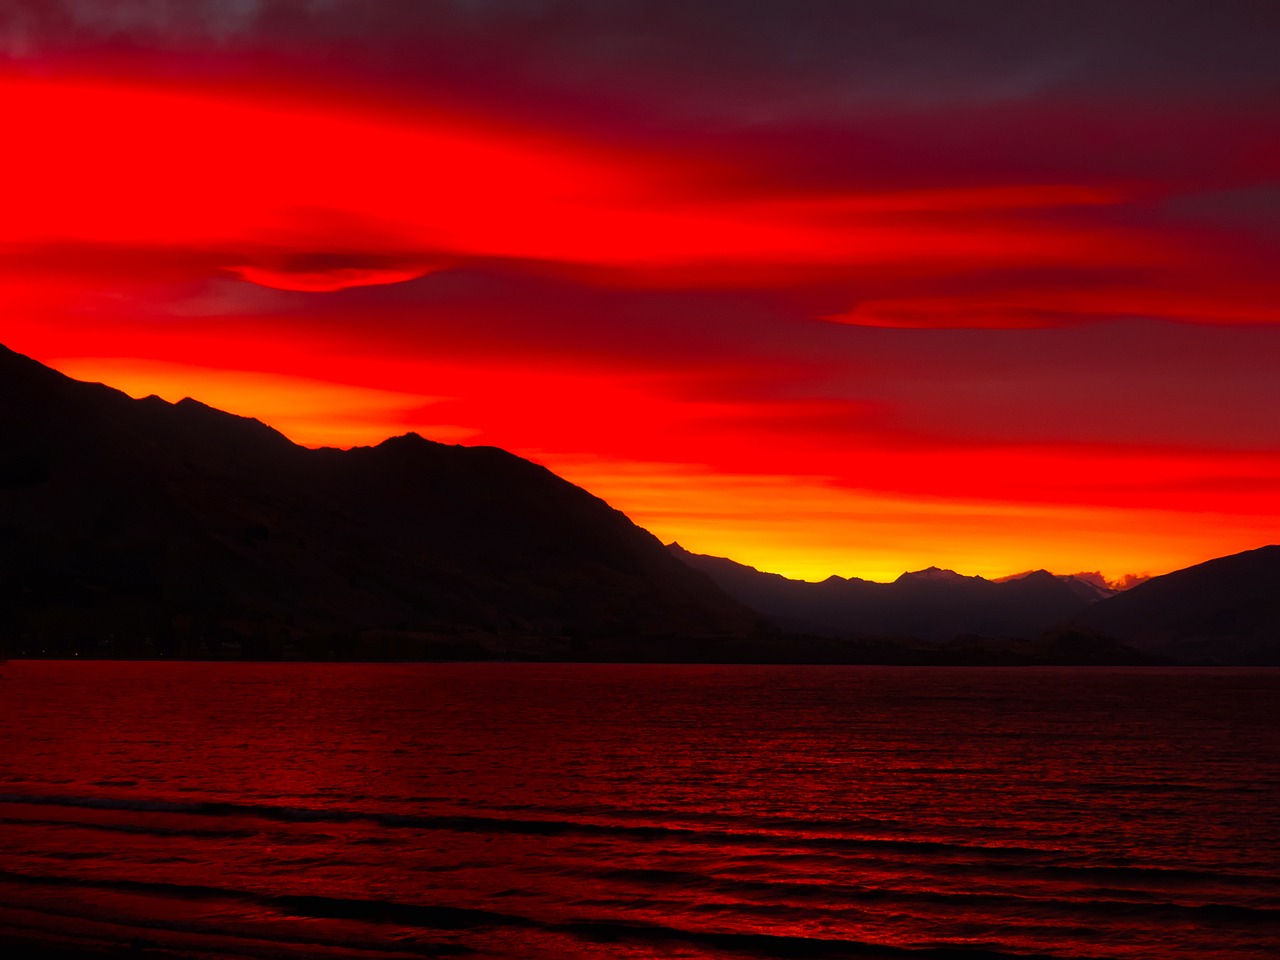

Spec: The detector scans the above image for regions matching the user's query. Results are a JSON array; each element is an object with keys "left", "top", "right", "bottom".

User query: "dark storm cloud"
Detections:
[{"left": 5, "top": 1, "right": 1279, "bottom": 116}]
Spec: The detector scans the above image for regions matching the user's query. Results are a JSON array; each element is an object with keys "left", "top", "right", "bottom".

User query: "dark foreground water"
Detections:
[{"left": 0, "top": 663, "right": 1277, "bottom": 960}]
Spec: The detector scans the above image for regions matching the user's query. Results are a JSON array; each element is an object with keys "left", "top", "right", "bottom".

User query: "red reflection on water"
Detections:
[{"left": 0, "top": 662, "right": 1277, "bottom": 958}]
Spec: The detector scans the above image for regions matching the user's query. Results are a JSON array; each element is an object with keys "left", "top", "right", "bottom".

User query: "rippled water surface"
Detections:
[{"left": 1, "top": 662, "right": 1277, "bottom": 958}]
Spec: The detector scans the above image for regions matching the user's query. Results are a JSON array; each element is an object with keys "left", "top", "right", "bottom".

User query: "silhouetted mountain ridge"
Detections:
[
  {"left": 1070, "top": 545, "right": 1280, "bottom": 664},
  {"left": 0, "top": 344, "right": 757, "bottom": 659},
  {"left": 5, "top": 344, "right": 1274, "bottom": 664},
  {"left": 668, "top": 544, "right": 1098, "bottom": 644},
  {"left": 669, "top": 543, "right": 1280, "bottom": 664}
]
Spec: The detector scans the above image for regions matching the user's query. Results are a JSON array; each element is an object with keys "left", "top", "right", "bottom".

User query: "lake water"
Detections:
[{"left": 0, "top": 662, "right": 1277, "bottom": 959}]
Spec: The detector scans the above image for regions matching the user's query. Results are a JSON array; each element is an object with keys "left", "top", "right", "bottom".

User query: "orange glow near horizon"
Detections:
[
  {"left": 5, "top": 38, "right": 1279, "bottom": 586},
  {"left": 527, "top": 455, "right": 1278, "bottom": 584},
  {"left": 40, "top": 352, "right": 1280, "bottom": 585}
]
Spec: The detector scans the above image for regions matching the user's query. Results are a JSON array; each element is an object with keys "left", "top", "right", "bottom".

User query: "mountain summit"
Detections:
[
  {"left": 894, "top": 567, "right": 980, "bottom": 585},
  {"left": 0, "top": 344, "right": 755, "bottom": 659}
]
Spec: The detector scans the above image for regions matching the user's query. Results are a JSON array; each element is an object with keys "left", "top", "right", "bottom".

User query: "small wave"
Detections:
[
  {"left": 3, "top": 791, "right": 1276, "bottom": 900},
  {"left": 0, "top": 865, "right": 531, "bottom": 930},
  {"left": 266, "top": 894, "right": 535, "bottom": 931},
  {"left": 5, "top": 788, "right": 1274, "bottom": 901},
  {"left": 0, "top": 813, "right": 260, "bottom": 840},
  {"left": 0, "top": 865, "right": 1089, "bottom": 959},
  {"left": 0, "top": 866, "right": 254, "bottom": 904},
  {"left": 586, "top": 864, "right": 1280, "bottom": 926},
  {"left": 0, "top": 870, "right": 480, "bottom": 957},
  {"left": 0, "top": 792, "right": 1057, "bottom": 860},
  {"left": 554, "top": 918, "right": 1081, "bottom": 959}
]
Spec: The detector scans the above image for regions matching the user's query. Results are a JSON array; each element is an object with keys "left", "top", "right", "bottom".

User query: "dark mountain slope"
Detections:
[
  {"left": 1069, "top": 545, "right": 1280, "bottom": 664},
  {"left": 0, "top": 344, "right": 756, "bottom": 658},
  {"left": 669, "top": 543, "right": 1098, "bottom": 642}
]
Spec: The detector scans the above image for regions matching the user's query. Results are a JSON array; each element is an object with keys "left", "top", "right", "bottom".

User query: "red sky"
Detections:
[{"left": 4, "top": 1, "right": 1279, "bottom": 582}]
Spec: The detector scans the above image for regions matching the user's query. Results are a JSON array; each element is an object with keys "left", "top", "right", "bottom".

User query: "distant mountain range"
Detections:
[
  {"left": 2, "top": 343, "right": 1275, "bottom": 664},
  {"left": 668, "top": 544, "right": 1114, "bottom": 642},
  {"left": 668, "top": 544, "right": 1280, "bottom": 665}
]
